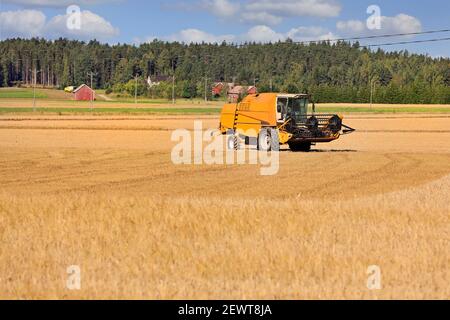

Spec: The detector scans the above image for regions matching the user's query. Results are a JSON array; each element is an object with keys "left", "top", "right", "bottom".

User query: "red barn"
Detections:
[
  {"left": 73, "top": 84, "right": 95, "bottom": 101},
  {"left": 212, "top": 82, "right": 224, "bottom": 97}
]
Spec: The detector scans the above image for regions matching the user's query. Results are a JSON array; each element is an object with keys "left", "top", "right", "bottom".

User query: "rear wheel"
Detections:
[
  {"left": 289, "top": 142, "right": 312, "bottom": 152},
  {"left": 258, "top": 128, "right": 280, "bottom": 152}
]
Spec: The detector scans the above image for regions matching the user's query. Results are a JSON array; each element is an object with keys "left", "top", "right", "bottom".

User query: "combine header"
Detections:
[{"left": 220, "top": 93, "right": 355, "bottom": 152}]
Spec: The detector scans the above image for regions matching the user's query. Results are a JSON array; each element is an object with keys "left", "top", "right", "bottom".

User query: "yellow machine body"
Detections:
[{"left": 219, "top": 93, "right": 355, "bottom": 151}]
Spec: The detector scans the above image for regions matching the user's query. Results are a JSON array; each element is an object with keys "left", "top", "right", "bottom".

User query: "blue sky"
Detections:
[{"left": 1, "top": 0, "right": 449, "bottom": 57}]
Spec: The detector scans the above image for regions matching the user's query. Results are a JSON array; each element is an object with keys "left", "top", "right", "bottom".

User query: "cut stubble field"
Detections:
[{"left": 0, "top": 113, "right": 449, "bottom": 299}]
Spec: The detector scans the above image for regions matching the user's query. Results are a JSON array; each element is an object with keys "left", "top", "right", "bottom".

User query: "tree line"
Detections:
[{"left": 0, "top": 38, "right": 449, "bottom": 104}]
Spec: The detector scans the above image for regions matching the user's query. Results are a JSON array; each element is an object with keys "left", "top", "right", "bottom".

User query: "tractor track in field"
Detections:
[
  {"left": 0, "top": 150, "right": 172, "bottom": 191},
  {"left": 0, "top": 115, "right": 450, "bottom": 200},
  {"left": 1, "top": 151, "right": 450, "bottom": 200},
  {"left": 7, "top": 151, "right": 443, "bottom": 200}
]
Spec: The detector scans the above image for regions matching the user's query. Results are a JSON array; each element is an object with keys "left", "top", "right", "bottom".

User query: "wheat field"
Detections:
[{"left": 0, "top": 114, "right": 449, "bottom": 299}]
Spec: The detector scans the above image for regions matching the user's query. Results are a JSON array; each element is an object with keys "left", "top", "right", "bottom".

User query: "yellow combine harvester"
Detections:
[{"left": 220, "top": 93, "right": 355, "bottom": 152}]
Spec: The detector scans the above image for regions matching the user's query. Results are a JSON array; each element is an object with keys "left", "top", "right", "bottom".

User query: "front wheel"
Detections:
[{"left": 289, "top": 142, "right": 312, "bottom": 152}]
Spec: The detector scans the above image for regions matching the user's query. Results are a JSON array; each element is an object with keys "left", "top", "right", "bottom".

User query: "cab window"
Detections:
[
  {"left": 288, "top": 98, "right": 309, "bottom": 122},
  {"left": 277, "top": 98, "right": 288, "bottom": 114},
  {"left": 277, "top": 98, "right": 288, "bottom": 121}
]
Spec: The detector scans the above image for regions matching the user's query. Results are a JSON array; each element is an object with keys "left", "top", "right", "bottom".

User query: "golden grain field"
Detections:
[{"left": 0, "top": 114, "right": 449, "bottom": 299}]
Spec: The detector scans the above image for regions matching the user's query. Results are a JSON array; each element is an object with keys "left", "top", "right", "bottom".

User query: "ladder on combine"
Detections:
[{"left": 232, "top": 103, "right": 239, "bottom": 131}]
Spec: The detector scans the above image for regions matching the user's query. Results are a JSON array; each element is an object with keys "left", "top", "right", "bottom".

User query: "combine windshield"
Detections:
[{"left": 288, "top": 98, "right": 309, "bottom": 123}]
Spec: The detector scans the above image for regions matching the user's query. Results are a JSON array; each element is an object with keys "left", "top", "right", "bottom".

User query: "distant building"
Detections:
[
  {"left": 227, "top": 86, "right": 243, "bottom": 103},
  {"left": 226, "top": 83, "right": 235, "bottom": 91},
  {"left": 212, "top": 82, "right": 224, "bottom": 97},
  {"left": 227, "top": 85, "right": 258, "bottom": 103},
  {"left": 147, "top": 75, "right": 171, "bottom": 88},
  {"left": 73, "top": 84, "right": 95, "bottom": 101},
  {"left": 247, "top": 86, "right": 257, "bottom": 95},
  {"left": 64, "top": 86, "right": 75, "bottom": 93}
]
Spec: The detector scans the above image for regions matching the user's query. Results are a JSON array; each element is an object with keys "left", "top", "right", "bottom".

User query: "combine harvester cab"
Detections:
[{"left": 220, "top": 93, "right": 355, "bottom": 152}]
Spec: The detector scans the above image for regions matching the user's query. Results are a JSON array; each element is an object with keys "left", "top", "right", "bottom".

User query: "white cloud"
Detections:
[
  {"left": 241, "top": 25, "right": 336, "bottom": 43},
  {"left": 146, "top": 25, "right": 335, "bottom": 44},
  {"left": 287, "top": 26, "right": 337, "bottom": 41},
  {"left": 185, "top": 0, "right": 341, "bottom": 25},
  {"left": 164, "top": 28, "right": 235, "bottom": 43},
  {"left": 45, "top": 10, "right": 119, "bottom": 40},
  {"left": 0, "top": 9, "right": 46, "bottom": 38},
  {"left": 245, "top": 0, "right": 341, "bottom": 19},
  {"left": 240, "top": 12, "right": 283, "bottom": 26},
  {"left": 0, "top": 9, "right": 119, "bottom": 41},
  {"left": 336, "top": 20, "right": 365, "bottom": 34},
  {"left": 242, "top": 25, "right": 284, "bottom": 42},
  {"left": 2, "top": 0, "right": 118, "bottom": 7},
  {"left": 200, "top": 0, "right": 240, "bottom": 18},
  {"left": 337, "top": 14, "right": 422, "bottom": 36},
  {"left": 380, "top": 14, "right": 422, "bottom": 34}
]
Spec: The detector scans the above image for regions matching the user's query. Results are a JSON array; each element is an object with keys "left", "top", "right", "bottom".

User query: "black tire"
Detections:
[
  {"left": 289, "top": 142, "right": 312, "bottom": 152},
  {"left": 258, "top": 128, "right": 280, "bottom": 152},
  {"left": 258, "top": 128, "right": 271, "bottom": 152},
  {"left": 269, "top": 128, "right": 280, "bottom": 152}
]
